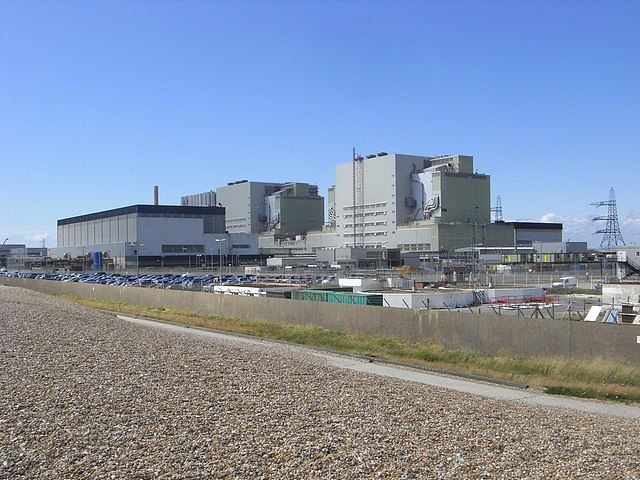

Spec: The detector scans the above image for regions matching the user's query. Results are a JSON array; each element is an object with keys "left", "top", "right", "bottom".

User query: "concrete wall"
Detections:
[
  {"left": 383, "top": 290, "right": 474, "bottom": 309},
  {"left": 602, "top": 283, "right": 640, "bottom": 307},
  {"left": 3, "top": 277, "right": 640, "bottom": 364}
]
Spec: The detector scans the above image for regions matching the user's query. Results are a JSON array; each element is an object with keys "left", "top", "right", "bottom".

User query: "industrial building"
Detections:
[
  {"left": 50, "top": 204, "right": 258, "bottom": 269},
  {"left": 225, "top": 152, "right": 564, "bottom": 266},
  {"left": 216, "top": 180, "right": 324, "bottom": 237},
  {"left": 0, "top": 243, "right": 46, "bottom": 270},
  {"left": 47, "top": 150, "right": 564, "bottom": 270},
  {"left": 334, "top": 153, "right": 491, "bottom": 249},
  {"left": 313, "top": 152, "right": 563, "bottom": 256}
]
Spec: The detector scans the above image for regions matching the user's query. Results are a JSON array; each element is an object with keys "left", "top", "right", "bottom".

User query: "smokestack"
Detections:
[{"left": 154, "top": 186, "right": 159, "bottom": 206}]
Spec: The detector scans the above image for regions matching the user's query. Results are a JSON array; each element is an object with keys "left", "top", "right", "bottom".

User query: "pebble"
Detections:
[{"left": 1, "top": 285, "right": 639, "bottom": 479}]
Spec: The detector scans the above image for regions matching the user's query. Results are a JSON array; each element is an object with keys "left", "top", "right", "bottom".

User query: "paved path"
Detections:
[{"left": 117, "top": 314, "right": 640, "bottom": 420}]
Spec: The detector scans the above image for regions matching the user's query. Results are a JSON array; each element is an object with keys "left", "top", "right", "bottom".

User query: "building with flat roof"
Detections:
[
  {"left": 1, "top": 244, "right": 46, "bottom": 270},
  {"left": 216, "top": 180, "right": 324, "bottom": 237},
  {"left": 306, "top": 152, "right": 562, "bottom": 256},
  {"left": 51, "top": 204, "right": 257, "bottom": 269}
]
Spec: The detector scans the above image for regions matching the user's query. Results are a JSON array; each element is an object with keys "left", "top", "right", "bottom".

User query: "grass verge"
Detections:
[{"left": 63, "top": 295, "right": 640, "bottom": 404}]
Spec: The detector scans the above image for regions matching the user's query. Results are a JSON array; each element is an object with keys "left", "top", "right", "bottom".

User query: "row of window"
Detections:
[
  {"left": 161, "top": 245, "right": 205, "bottom": 253},
  {"left": 344, "top": 210, "right": 388, "bottom": 219},
  {"left": 344, "top": 221, "right": 388, "bottom": 228},
  {"left": 343, "top": 231, "right": 388, "bottom": 238},
  {"left": 343, "top": 202, "right": 387, "bottom": 211},
  {"left": 398, "top": 243, "right": 431, "bottom": 251}
]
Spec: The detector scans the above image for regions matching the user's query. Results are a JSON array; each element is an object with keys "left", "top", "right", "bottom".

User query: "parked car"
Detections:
[{"left": 551, "top": 276, "right": 577, "bottom": 288}]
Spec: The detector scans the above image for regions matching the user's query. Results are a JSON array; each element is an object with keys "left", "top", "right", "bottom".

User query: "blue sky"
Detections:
[{"left": 1, "top": 0, "right": 639, "bottom": 247}]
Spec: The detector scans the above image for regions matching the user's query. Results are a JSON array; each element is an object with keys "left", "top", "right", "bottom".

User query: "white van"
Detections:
[{"left": 552, "top": 276, "right": 577, "bottom": 288}]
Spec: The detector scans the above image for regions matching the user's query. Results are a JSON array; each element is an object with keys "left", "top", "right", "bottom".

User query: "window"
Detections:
[{"left": 162, "top": 244, "right": 204, "bottom": 253}]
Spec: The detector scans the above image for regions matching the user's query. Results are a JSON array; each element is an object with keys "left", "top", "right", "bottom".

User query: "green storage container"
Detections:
[{"left": 291, "top": 289, "right": 383, "bottom": 306}]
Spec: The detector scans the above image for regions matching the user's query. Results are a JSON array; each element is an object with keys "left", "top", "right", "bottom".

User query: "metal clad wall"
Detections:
[
  {"left": 87, "top": 220, "right": 95, "bottom": 245},
  {"left": 127, "top": 214, "right": 136, "bottom": 243},
  {"left": 278, "top": 196, "right": 324, "bottom": 236},
  {"left": 110, "top": 217, "right": 118, "bottom": 243},
  {"left": 137, "top": 216, "right": 203, "bottom": 255},
  {"left": 439, "top": 174, "right": 490, "bottom": 224},
  {"left": 118, "top": 216, "right": 127, "bottom": 243}
]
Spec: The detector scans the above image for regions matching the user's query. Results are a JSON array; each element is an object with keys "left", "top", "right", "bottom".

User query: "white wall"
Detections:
[{"left": 383, "top": 290, "right": 474, "bottom": 309}]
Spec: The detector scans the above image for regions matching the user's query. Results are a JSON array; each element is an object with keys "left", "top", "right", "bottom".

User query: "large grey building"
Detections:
[
  {"left": 216, "top": 180, "right": 324, "bottom": 237},
  {"left": 309, "top": 152, "right": 561, "bottom": 254},
  {"left": 52, "top": 204, "right": 257, "bottom": 269},
  {"left": 331, "top": 153, "right": 490, "bottom": 251}
]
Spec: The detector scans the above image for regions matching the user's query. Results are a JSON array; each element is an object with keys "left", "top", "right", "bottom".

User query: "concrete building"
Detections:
[
  {"left": 509, "top": 222, "right": 563, "bottom": 246},
  {"left": 252, "top": 152, "right": 563, "bottom": 263},
  {"left": 0, "top": 244, "right": 46, "bottom": 270},
  {"left": 532, "top": 241, "right": 587, "bottom": 254},
  {"left": 216, "top": 180, "right": 324, "bottom": 237},
  {"left": 181, "top": 191, "right": 216, "bottom": 207},
  {"left": 51, "top": 204, "right": 257, "bottom": 269},
  {"left": 334, "top": 153, "right": 492, "bottom": 250},
  {"left": 328, "top": 152, "right": 553, "bottom": 254}
]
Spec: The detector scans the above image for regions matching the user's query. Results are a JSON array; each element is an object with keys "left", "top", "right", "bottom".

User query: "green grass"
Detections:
[
  {"left": 546, "top": 287, "right": 598, "bottom": 295},
  {"left": 544, "top": 386, "right": 639, "bottom": 403},
  {"left": 62, "top": 295, "right": 640, "bottom": 404}
]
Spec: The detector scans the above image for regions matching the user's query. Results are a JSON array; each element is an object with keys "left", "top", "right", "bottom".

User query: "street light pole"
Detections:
[
  {"left": 215, "top": 238, "right": 226, "bottom": 282},
  {"left": 182, "top": 247, "right": 189, "bottom": 272},
  {"left": 133, "top": 242, "right": 143, "bottom": 276}
]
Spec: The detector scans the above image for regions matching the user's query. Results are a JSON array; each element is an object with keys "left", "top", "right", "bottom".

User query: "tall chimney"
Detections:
[{"left": 154, "top": 186, "right": 159, "bottom": 206}]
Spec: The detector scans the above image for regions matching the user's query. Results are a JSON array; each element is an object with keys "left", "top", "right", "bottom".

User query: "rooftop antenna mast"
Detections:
[
  {"left": 491, "top": 195, "right": 504, "bottom": 222},
  {"left": 591, "top": 187, "right": 625, "bottom": 249}
]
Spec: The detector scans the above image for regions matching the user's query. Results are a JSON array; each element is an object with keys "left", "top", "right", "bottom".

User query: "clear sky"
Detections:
[{"left": 1, "top": 0, "right": 639, "bottom": 247}]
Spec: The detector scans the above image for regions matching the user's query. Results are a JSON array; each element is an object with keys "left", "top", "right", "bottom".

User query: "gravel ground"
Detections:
[{"left": 1, "top": 286, "right": 639, "bottom": 479}]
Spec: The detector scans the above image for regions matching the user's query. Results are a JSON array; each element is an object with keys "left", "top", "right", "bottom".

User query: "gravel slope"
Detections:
[{"left": 1, "top": 285, "right": 639, "bottom": 479}]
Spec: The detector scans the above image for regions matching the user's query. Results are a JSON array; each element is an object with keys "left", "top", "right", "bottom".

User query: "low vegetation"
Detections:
[
  {"left": 64, "top": 295, "right": 640, "bottom": 404},
  {"left": 545, "top": 287, "right": 600, "bottom": 295}
]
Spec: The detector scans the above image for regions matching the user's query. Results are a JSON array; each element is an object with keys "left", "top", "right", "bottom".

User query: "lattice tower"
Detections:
[
  {"left": 591, "top": 187, "right": 625, "bottom": 249},
  {"left": 491, "top": 195, "right": 504, "bottom": 222}
]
